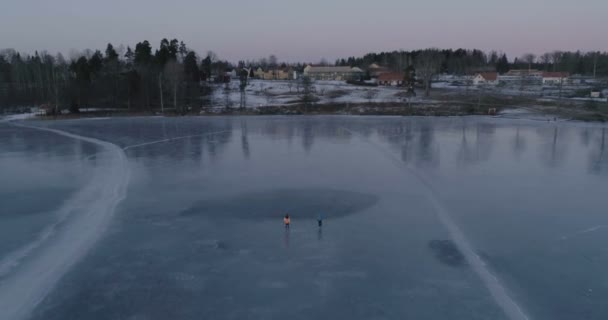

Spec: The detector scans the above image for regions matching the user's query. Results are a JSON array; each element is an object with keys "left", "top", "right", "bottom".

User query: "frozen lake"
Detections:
[{"left": 1, "top": 116, "right": 608, "bottom": 320}]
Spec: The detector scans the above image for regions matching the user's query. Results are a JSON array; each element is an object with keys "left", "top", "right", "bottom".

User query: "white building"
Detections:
[
  {"left": 472, "top": 72, "right": 498, "bottom": 86},
  {"left": 542, "top": 72, "right": 569, "bottom": 85}
]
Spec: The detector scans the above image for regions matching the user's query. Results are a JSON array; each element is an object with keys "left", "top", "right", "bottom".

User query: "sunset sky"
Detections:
[{"left": 1, "top": 0, "right": 606, "bottom": 62}]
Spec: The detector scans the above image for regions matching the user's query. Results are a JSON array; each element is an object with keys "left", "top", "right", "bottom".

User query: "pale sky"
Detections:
[{"left": 1, "top": 0, "right": 606, "bottom": 62}]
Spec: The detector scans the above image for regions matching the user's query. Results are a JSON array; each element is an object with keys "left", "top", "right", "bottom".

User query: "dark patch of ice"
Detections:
[
  {"left": 428, "top": 240, "right": 466, "bottom": 267},
  {"left": 181, "top": 188, "right": 378, "bottom": 220}
]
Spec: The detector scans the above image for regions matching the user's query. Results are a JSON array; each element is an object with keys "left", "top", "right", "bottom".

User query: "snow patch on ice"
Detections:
[
  {"left": 0, "top": 113, "right": 37, "bottom": 122},
  {"left": 0, "top": 123, "right": 130, "bottom": 320}
]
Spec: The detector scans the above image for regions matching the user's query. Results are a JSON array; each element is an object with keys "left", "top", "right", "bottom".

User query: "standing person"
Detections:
[
  {"left": 284, "top": 214, "right": 291, "bottom": 229},
  {"left": 317, "top": 213, "right": 323, "bottom": 227}
]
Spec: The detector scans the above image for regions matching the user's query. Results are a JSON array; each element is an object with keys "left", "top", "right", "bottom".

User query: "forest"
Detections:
[{"left": 0, "top": 39, "right": 228, "bottom": 113}]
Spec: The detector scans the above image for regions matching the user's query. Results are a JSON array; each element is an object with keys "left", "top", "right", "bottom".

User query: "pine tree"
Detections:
[
  {"left": 105, "top": 43, "right": 119, "bottom": 62},
  {"left": 124, "top": 47, "right": 134, "bottom": 67},
  {"left": 183, "top": 51, "right": 200, "bottom": 82},
  {"left": 496, "top": 54, "right": 510, "bottom": 74},
  {"left": 134, "top": 41, "right": 152, "bottom": 65}
]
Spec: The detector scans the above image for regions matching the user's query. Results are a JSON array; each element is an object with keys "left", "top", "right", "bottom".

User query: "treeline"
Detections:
[
  {"left": 0, "top": 39, "right": 232, "bottom": 112},
  {"left": 337, "top": 49, "right": 608, "bottom": 76},
  {"left": 2, "top": 42, "right": 607, "bottom": 111}
]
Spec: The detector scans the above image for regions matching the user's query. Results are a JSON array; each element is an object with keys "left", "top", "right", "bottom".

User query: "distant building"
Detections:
[
  {"left": 368, "top": 63, "right": 391, "bottom": 78},
  {"left": 542, "top": 72, "right": 569, "bottom": 85},
  {"left": 253, "top": 67, "right": 293, "bottom": 80},
  {"left": 377, "top": 72, "right": 405, "bottom": 86},
  {"left": 303, "top": 65, "right": 364, "bottom": 81},
  {"left": 569, "top": 74, "right": 594, "bottom": 85},
  {"left": 498, "top": 69, "right": 542, "bottom": 85},
  {"left": 506, "top": 69, "right": 543, "bottom": 77},
  {"left": 253, "top": 67, "right": 265, "bottom": 79},
  {"left": 472, "top": 72, "right": 498, "bottom": 86}
]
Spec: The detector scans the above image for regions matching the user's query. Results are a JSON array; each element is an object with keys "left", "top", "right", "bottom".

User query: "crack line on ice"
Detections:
[
  {"left": 340, "top": 126, "right": 530, "bottom": 320},
  {"left": 0, "top": 122, "right": 130, "bottom": 320},
  {"left": 123, "top": 130, "right": 231, "bottom": 150},
  {"left": 560, "top": 225, "right": 608, "bottom": 240}
]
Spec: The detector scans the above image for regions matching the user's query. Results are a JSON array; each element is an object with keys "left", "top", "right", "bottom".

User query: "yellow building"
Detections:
[{"left": 254, "top": 68, "right": 293, "bottom": 80}]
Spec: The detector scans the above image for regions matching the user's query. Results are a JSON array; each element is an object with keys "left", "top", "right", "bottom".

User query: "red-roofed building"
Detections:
[
  {"left": 473, "top": 72, "right": 498, "bottom": 86},
  {"left": 377, "top": 72, "right": 405, "bottom": 86},
  {"left": 368, "top": 63, "right": 391, "bottom": 78},
  {"left": 542, "top": 72, "right": 569, "bottom": 85}
]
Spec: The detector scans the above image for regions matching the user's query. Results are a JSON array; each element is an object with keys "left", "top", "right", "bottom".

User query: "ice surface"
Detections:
[
  {"left": 1, "top": 116, "right": 607, "bottom": 320},
  {"left": 0, "top": 122, "right": 130, "bottom": 320}
]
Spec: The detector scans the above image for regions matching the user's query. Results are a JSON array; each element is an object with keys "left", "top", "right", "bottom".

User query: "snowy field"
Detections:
[
  {"left": 210, "top": 79, "right": 420, "bottom": 108},
  {"left": 209, "top": 79, "right": 604, "bottom": 110},
  {"left": 1, "top": 116, "right": 608, "bottom": 320}
]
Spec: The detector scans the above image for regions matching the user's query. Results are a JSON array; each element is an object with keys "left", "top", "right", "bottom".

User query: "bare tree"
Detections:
[
  {"left": 268, "top": 55, "right": 278, "bottom": 79},
  {"left": 415, "top": 49, "right": 443, "bottom": 97},
  {"left": 206, "top": 51, "right": 218, "bottom": 64},
  {"left": 522, "top": 53, "right": 536, "bottom": 71},
  {"left": 263, "top": 88, "right": 275, "bottom": 105},
  {"left": 223, "top": 83, "right": 234, "bottom": 108},
  {"left": 519, "top": 53, "right": 537, "bottom": 95},
  {"left": 318, "top": 87, "right": 326, "bottom": 97},
  {"left": 51, "top": 53, "right": 68, "bottom": 113},
  {"left": 259, "top": 57, "right": 268, "bottom": 69},
  {"left": 364, "top": 89, "right": 378, "bottom": 103},
  {"left": 287, "top": 80, "right": 294, "bottom": 93},
  {"left": 593, "top": 51, "right": 599, "bottom": 78},
  {"left": 158, "top": 72, "right": 164, "bottom": 113},
  {"left": 540, "top": 53, "right": 552, "bottom": 71},
  {"left": 300, "top": 77, "right": 317, "bottom": 106},
  {"left": 164, "top": 59, "right": 183, "bottom": 113},
  {"left": 326, "top": 89, "right": 347, "bottom": 104},
  {"left": 239, "top": 69, "right": 248, "bottom": 108},
  {"left": 551, "top": 51, "right": 563, "bottom": 72}
]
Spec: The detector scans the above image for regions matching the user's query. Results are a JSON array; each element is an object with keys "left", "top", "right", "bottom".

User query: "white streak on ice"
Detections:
[
  {"left": 560, "top": 225, "right": 608, "bottom": 240},
  {"left": 123, "top": 130, "right": 231, "bottom": 150},
  {"left": 0, "top": 122, "right": 130, "bottom": 320},
  {"left": 341, "top": 126, "right": 530, "bottom": 320}
]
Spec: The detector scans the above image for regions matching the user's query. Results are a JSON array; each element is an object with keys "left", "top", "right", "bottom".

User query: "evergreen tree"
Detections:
[
  {"left": 105, "top": 43, "right": 119, "bottom": 62},
  {"left": 201, "top": 55, "right": 212, "bottom": 81},
  {"left": 156, "top": 38, "right": 171, "bottom": 67},
  {"left": 88, "top": 51, "right": 103, "bottom": 77},
  {"left": 183, "top": 51, "right": 200, "bottom": 82},
  {"left": 496, "top": 54, "right": 510, "bottom": 74},
  {"left": 134, "top": 41, "right": 152, "bottom": 65},
  {"left": 124, "top": 47, "right": 134, "bottom": 66}
]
